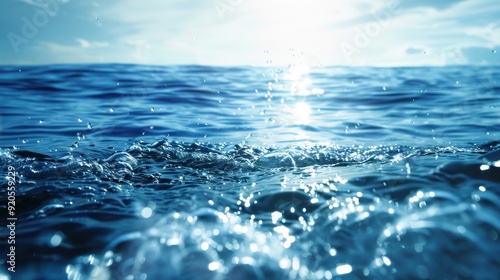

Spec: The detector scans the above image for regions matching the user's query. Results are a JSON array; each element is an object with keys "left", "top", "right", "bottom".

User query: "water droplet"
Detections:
[
  {"left": 335, "top": 264, "right": 352, "bottom": 275},
  {"left": 87, "top": 123, "right": 92, "bottom": 129},
  {"left": 39, "top": 119, "right": 44, "bottom": 124},
  {"left": 480, "top": 164, "right": 490, "bottom": 171},
  {"left": 50, "top": 232, "right": 63, "bottom": 247},
  {"left": 141, "top": 207, "right": 153, "bottom": 218},
  {"left": 382, "top": 86, "right": 386, "bottom": 91},
  {"left": 329, "top": 248, "right": 337, "bottom": 256},
  {"left": 109, "top": 108, "right": 114, "bottom": 112},
  {"left": 22, "top": 139, "right": 28, "bottom": 143},
  {"left": 493, "top": 50, "right": 497, "bottom": 53},
  {"left": 77, "top": 118, "right": 82, "bottom": 123},
  {"left": 279, "top": 258, "right": 291, "bottom": 269},
  {"left": 150, "top": 107, "right": 155, "bottom": 112},
  {"left": 208, "top": 261, "right": 221, "bottom": 271},
  {"left": 200, "top": 242, "right": 209, "bottom": 251}
]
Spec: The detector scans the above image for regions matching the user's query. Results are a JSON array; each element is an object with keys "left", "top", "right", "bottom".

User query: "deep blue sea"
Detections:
[{"left": 0, "top": 64, "right": 499, "bottom": 279}]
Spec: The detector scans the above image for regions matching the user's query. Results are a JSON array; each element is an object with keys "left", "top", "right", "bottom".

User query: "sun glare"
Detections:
[
  {"left": 244, "top": 0, "right": 352, "bottom": 66},
  {"left": 290, "top": 102, "right": 312, "bottom": 125},
  {"left": 279, "top": 64, "right": 322, "bottom": 126}
]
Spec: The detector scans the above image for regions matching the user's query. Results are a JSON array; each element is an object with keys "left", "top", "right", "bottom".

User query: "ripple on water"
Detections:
[
  {"left": 1, "top": 140, "right": 499, "bottom": 280},
  {"left": 67, "top": 208, "right": 292, "bottom": 280}
]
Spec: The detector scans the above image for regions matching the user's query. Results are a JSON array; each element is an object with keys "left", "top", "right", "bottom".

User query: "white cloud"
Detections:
[
  {"left": 6, "top": 0, "right": 500, "bottom": 66},
  {"left": 34, "top": 41, "right": 112, "bottom": 64},
  {"left": 76, "top": 38, "right": 109, "bottom": 48},
  {"left": 19, "top": 0, "right": 49, "bottom": 7},
  {"left": 341, "top": 0, "right": 500, "bottom": 66},
  {"left": 464, "top": 23, "right": 500, "bottom": 46},
  {"left": 19, "top": 0, "right": 69, "bottom": 7},
  {"left": 52, "top": 0, "right": 493, "bottom": 66},
  {"left": 97, "top": 0, "right": 380, "bottom": 66}
]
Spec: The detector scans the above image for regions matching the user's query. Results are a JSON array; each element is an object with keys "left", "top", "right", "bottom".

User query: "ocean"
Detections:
[{"left": 0, "top": 64, "right": 499, "bottom": 279}]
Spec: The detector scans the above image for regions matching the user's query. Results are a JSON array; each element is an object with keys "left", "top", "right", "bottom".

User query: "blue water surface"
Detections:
[{"left": 0, "top": 64, "right": 499, "bottom": 279}]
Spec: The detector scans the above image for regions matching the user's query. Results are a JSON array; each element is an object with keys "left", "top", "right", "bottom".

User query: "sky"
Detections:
[{"left": 0, "top": 0, "right": 499, "bottom": 66}]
